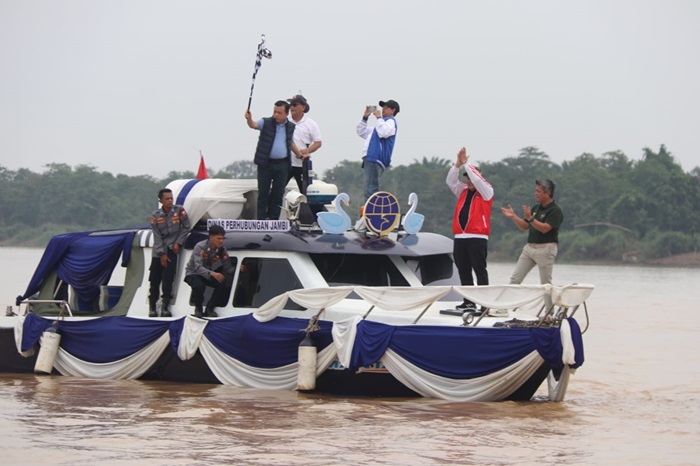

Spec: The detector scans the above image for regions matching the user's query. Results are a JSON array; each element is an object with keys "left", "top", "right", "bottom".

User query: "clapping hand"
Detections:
[
  {"left": 501, "top": 204, "right": 516, "bottom": 218},
  {"left": 457, "top": 147, "right": 468, "bottom": 167}
]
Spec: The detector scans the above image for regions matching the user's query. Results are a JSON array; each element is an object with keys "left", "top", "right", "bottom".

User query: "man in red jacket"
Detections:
[{"left": 446, "top": 147, "right": 494, "bottom": 313}]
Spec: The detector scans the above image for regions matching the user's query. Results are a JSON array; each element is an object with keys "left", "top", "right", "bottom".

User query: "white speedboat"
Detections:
[{"left": 0, "top": 179, "right": 593, "bottom": 401}]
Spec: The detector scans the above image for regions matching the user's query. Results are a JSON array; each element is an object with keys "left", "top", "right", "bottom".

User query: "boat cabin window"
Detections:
[
  {"left": 309, "top": 254, "right": 409, "bottom": 287},
  {"left": 403, "top": 254, "right": 457, "bottom": 285},
  {"left": 233, "top": 258, "right": 305, "bottom": 310}
]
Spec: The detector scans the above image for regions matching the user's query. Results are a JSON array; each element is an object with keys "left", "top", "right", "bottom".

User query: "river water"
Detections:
[{"left": 1, "top": 247, "right": 699, "bottom": 465}]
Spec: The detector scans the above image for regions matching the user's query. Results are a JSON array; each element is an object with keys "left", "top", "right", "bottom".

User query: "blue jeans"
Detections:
[
  {"left": 257, "top": 160, "right": 290, "bottom": 219},
  {"left": 363, "top": 160, "right": 383, "bottom": 202}
]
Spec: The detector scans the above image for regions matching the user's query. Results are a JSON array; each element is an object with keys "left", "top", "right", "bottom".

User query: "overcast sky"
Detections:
[{"left": 1, "top": 0, "right": 698, "bottom": 180}]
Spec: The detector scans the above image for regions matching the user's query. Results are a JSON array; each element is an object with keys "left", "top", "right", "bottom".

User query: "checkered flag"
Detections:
[{"left": 247, "top": 34, "right": 272, "bottom": 111}]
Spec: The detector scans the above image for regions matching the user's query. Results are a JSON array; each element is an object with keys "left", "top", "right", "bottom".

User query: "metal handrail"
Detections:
[{"left": 20, "top": 299, "right": 73, "bottom": 317}]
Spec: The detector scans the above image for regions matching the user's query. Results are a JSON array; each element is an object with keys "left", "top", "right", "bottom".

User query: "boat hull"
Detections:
[
  {"left": 0, "top": 326, "right": 551, "bottom": 401},
  {"left": 2, "top": 312, "right": 571, "bottom": 402}
]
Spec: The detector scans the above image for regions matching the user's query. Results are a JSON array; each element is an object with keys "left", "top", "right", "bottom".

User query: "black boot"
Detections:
[
  {"left": 203, "top": 305, "right": 218, "bottom": 318},
  {"left": 149, "top": 303, "right": 157, "bottom": 318},
  {"left": 194, "top": 305, "right": 203, "bottom": 318},
  {"left": 161, "top": 301, "right": 172, "bottom": 318}
]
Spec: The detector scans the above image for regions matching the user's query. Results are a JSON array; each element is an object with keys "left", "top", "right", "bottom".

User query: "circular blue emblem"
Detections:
[{"left": 363, "top": 192, "right": 400, "bottom": 236}]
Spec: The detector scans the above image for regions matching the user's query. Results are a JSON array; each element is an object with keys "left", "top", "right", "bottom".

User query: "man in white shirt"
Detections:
[{"left": 287, "top": 95, "right": 322, "bottom": 194}]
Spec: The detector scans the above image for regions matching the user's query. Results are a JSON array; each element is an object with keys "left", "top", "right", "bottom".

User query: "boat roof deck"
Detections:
[{"left": 184, "top": 229, "right": 454, "bottom": 257}]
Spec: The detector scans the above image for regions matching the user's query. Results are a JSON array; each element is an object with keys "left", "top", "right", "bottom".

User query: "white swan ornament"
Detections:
[
  {"left": 317, "top": 193, "right": 351, "bottom": 234},
  {"left": 403, "top": 192, "right": 425, "bottom": 235}
]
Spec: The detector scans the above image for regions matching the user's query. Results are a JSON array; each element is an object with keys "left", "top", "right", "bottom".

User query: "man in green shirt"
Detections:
[{"left": 501, "top": 179, "right": 563, "bottom": 285}]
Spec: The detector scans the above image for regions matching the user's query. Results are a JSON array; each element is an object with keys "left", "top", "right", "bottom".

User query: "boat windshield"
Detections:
[
  {"left": 402, "top": 254, "right": 457, "bottom": 286},
  {"left": 310, "top": 253, "right": 410, "bottom": 287}
]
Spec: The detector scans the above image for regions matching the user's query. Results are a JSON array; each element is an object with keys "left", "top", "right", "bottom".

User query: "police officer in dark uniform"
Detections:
[
  {"left": 184, "top": 225, "right": 235, "bottom": 318},
  {"left": 149, "top": 188, "right": 190, "bottom": 317}
]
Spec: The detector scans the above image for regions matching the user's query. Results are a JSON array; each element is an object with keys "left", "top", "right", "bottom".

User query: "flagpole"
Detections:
[{"left": 247, "top": 34, "right": 272, "bottom": 111}]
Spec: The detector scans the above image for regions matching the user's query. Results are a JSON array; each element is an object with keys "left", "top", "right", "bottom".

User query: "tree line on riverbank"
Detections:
[{"left": 1, "top": 145, "right": 698, "bottom": 264}]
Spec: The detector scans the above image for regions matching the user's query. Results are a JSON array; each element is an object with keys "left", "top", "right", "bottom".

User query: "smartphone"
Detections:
[{"left": 368, "top": 105, "right": 377, "bottom": 112}]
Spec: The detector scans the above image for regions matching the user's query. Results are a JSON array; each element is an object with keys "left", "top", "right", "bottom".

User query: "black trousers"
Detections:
[
  {"left": 257, "top": 159, "right": 289, "bottom": 219},
  {"left": 148, "top": 249, "right": 178, "bottom": 305},
  {"left": 453, "top": 237, "right": 489, "bottom": 304},
  {"left": 287, "top": 158, "right": 312, "bottom": 194},
  {"left": 184, "top": 274, "right": 229, "bottom": 309}
]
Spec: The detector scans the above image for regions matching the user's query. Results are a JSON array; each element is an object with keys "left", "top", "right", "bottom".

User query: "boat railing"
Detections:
[
  {"left": 536, "top": 283, "right": 595, "bottom": 328},
  {"left": 253, "top": 284, "right": 595, "bottom": 325},
  {"left": 18, "top": 299, "right": 74, "bottom": 318}
]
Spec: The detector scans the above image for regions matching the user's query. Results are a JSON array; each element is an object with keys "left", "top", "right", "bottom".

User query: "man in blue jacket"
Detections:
[{"left": 356, "top": 99, "right": 399, "bottom": 202}]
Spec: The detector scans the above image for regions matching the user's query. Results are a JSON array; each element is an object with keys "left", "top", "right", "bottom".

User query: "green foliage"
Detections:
[
  {"left": 317, "top": 144, "right": 699, "bottom": 262},
  {"left": 161, "top": 170, "right": 195, "bottom": 186},
  {"left": 384, "top": 157, "right": 454, "bottom": 235},
  {"left": 0, "top": 164, "right": 160, "bottom": 245},
  {"left": 1, "top": 143, "right": 699, "bottom": 262},
  {"left": 324, "top": 160, "right": 365, "bottom": 216},
  {"left": 641, "top": 231, "right": 699, "bottom": 259},
  {"left": 212, "top": 161, "right": 257, "bottom": 179},
  {"left": 489, "top": 232, "right": 530, "bottom": 262},
  {"left": 558, "top": 230, "right": 633, "bottom": 261}
]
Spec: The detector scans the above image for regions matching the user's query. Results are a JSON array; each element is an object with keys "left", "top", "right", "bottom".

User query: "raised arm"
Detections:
[
  {"left": 374, "top": 116, "right": 397, "bottom": 138},
  {"left": 245, "top": 110, "right": 259, "bottom": 129}
]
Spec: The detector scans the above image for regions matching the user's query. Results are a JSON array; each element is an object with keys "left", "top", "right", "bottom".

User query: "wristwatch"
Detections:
[{"left": 526, "top": 217, "right": 534, "bottom": 223}]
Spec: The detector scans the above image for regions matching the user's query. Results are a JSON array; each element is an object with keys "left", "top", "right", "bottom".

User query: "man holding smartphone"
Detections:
[{"left": 356, "top": 100, "right": 399, "bottom": 202}]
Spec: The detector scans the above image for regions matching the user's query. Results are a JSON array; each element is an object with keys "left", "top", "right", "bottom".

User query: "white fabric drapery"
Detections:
[
  {"left": 331, "top": 316, "right": 362, "bottom": 368},
  {"left": 198, "top": 337, "right": 337, "bottom": 390},
  {"left": 254, "top": 287, "right": 355, "bottom": 322},
  {"left": 547, "top": 366, "right": 571, "bottom": 401},
  {"left": 166, "top": 178, "right": 258, "bottom": 226},
  {"left": 16, "top": 283, "right": 594, "bottom": 401},
  {"left": 353, "top": 286, "right": 453, "bottom": 311},
  {"left": 453, "top": 284, "right": 550, "bottom": 310},
  {"left": 382, "top": 349, "right": 545, "bottom": 401},
  {"left": 53, "top": 331, "right": 170, "bottom": 380},
  {"left": 253, "top": 284, "right": 596, "bottom": 323},
  {"left": 177, "top": 315, "right": 209, "bottom": 360},
  {"left": 15, "top": 315, "right": 35, "bottom": 357}
]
